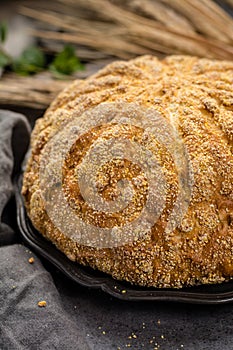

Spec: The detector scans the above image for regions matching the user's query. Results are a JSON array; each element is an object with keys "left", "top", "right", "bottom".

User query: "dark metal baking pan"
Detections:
[{"left": 15, "top": 174, "right": 233, "bottom": 304}]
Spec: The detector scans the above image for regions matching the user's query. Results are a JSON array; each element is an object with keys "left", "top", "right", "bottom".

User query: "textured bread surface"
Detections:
[{"left": 22, "top": 55, "right": 233, "bottom": 288}]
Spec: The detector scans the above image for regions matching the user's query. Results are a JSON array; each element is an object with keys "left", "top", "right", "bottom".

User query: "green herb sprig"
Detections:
[
  {"left": 0, "top": 22, "right": 84, "bottom": 78},
  {"left": 0, "top": 22, "right": 11, "bottom": 69},
  {"left": 49, "top": 45, "right": 84, "bottom": 78}
]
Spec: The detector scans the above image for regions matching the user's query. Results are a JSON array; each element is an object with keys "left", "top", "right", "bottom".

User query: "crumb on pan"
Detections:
[{"left": 37, "top": 300, "right": 47, "bottom": 307}]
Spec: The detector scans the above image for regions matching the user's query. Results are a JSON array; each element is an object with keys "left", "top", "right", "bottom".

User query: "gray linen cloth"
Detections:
[
  {"left": 0, "top": 110, "right": 89, "bottom": 350},
  {"left": 0, "top": 110, "right": 30, "bottom": 244}
]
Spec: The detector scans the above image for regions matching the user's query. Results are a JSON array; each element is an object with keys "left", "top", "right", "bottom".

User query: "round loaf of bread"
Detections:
[{"left": 22, "top": 55, "right": 233, "bottom": 288}]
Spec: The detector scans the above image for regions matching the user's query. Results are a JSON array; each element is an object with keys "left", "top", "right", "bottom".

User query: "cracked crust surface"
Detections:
[{"left": 22, "top": 55, "right": 233, "bottom": 288}]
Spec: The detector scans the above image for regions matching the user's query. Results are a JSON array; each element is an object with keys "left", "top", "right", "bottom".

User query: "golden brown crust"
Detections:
[{"left": 22, "top": 55, "right": 233, "bottom": 288}]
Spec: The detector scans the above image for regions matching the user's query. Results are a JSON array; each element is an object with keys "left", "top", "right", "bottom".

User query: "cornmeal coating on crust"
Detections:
[{"left": 22, "top": 55, "right": 233, "bottom": 288}]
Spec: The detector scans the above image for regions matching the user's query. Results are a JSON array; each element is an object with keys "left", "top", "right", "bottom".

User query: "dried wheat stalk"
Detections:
[
  {"left": 225, "top": 0, "right": 233, "bottom": 6},
  {"left": 0, "top": 0, "right": 232, "bottom": 109},
  {"left": 0, "top": 59, "right": 113, "bottom": 108},
  {"left": 19, "top": 0, "right": 233, "bottom": 60},
  {"left": 0, "top": 73, "right": 70, "bottom": 108}
]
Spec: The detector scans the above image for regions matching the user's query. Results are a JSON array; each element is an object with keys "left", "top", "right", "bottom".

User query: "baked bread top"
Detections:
[{"left": 22, "top": 55, "right": 233, "bottom": 288}]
